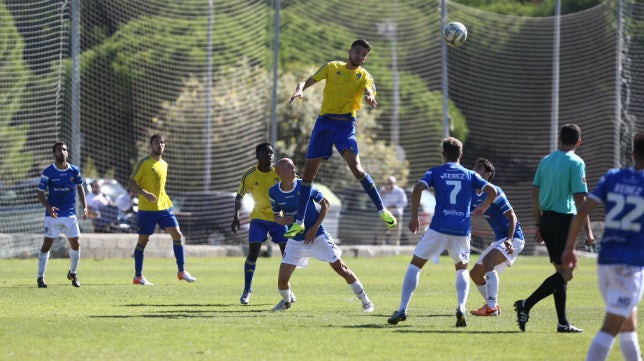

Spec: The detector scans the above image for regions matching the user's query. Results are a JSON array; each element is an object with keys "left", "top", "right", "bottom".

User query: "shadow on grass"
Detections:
[
  {"left": 90, "top": 303, "right": 313, "bottom": 319},
  {"left": 327, "top": 312, "right": 522, "bottom": 334},
  {"left": 335, "top": 324, "right": 520, "bottom": 334}
]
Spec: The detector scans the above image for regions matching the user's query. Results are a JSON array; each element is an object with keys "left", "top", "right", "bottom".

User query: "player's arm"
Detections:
[
  {"left": 502, "top": 208, "right": 518, "bottom": 254},
  {"left": 408, "top": 182, "right": 426, "bottom": 234},
  {"left": 37, "top": 189, "right": 57, "bottom": 218},
  {"left": 574, "top": 193, "right": 595, "bottom": 246},
  {"left": 270, "top": 195, "right": 293, "bottom": 226},
  {"left": 231, "top": 193, "right": 244, "bottom": 233},
  {"left": 289, "top": 77, "right": 317, "bottom": 103},
  {"left": 273, "top": 210, "right": 292, "bottom": 226},
  {"left": 363, "top": 77, "right": 378, "bottom": 108},
  {"left": 563, "top": 197, "right": 599, "bottom": 269},
  {"left": 76, "top": 184, "right": 88, "bottom": 220},
  {"left": 532, "top": 186, "right": 544, "bottom": 245},
  {"left": 304, "top": 197, "right": 329, "bottom": 244},
  {"left": 472, "top": 184, "right": 497, "bottom": 216},
  {"left": 128, "top": 178, "right": 156, "bottom": 203}
]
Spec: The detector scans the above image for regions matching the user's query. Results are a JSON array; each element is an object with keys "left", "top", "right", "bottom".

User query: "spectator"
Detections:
[
  {"left": 377, "top": 176, "right": 408, "bottom": 245},
  {"left": 86, "top": 180, "right": 113, "bottom": 217}
]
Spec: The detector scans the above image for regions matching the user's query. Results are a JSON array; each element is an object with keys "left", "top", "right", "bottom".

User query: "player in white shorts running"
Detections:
[
  {"left": 469, "top": 158, "right": 525, "bottom": 316},
  {"left": 269, "top": 158, "right": 374, "bottom": 313},
  {"left": 563, "top": 133, "right": 644, "bottom": 361},
  {"left": 388, "top": 137, "right": 496, "bottom": 327}
]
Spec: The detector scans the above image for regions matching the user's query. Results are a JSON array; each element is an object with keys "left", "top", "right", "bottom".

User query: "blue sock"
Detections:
[
  {"left": 359, "top": 172, "right": 384, "bottom": 211},
  {"left": 295, "top": 181, "right": 312, "bottom": 223},
  {"left": 173, "top": 240, "right": 185, "bottom": 272},
  {"left": 244, "top": 259, "right": 257, "bottom": 291},
  {"left": 134, "top": 243, "right": 145, "bottom": 277}
]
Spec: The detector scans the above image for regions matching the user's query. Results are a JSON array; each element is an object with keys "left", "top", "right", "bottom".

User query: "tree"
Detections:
[
  {"left": 0, "top": 2, "right": 33, "bottom": 185},
  {"left": 144, "top": 59, "right": 272, "bottom": 193}
]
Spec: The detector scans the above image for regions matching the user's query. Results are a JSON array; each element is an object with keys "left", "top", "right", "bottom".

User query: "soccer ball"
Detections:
[{"left": 443, "top": 22, "right": 467, "bottom": 47}]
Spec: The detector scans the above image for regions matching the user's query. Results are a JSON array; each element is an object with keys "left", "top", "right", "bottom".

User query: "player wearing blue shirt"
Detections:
[
  {"left": 563, "top": 133, "right": 644, "bottom": 361},
  {"left": 36, "top": 141, "right": 87, "bottom": 288},
  {"left": 468, "top": 158, "right": 525, "bottom": 317},
  {"left": 388, "top": 137, "right": 497, "bottom": 327},
  {"left": 269, "top": 158, "right": 374, "bottom": 313}
]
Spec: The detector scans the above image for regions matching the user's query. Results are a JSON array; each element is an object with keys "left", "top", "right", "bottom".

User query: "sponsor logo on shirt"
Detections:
[{"left": 443, "top": 209, "right": 465, "bottom": 216}]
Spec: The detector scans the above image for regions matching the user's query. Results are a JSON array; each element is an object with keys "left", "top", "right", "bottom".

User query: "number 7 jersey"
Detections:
[
  {"left": 590, "top": 167, "right": 644, "bottom": 266},
  {"left": 419, "top": 162, "right": 489, "bottom": 237}
]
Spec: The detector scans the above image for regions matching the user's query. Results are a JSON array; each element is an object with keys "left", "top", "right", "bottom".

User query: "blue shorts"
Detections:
[
  {"left": 306, "top": 114, "right": 359, "bottom": 159},
  {"left": 138, "top": 208, "right": 179, "bottom": 235},
  {"left": 249, "top": 219, "right": 287, "bottom": 244}
]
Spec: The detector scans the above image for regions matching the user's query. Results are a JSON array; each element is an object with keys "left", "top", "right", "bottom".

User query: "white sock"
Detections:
[
  {"left": 350, "top": 280, "right": 369, "bottom": 302},
  {"left": 586, "top": 331, "right": 615, "bottom": 361},
  {"left": 476, "top": 283, "right": 487, "bottom": 303},
  {"left": 69, "top": 249, "right": 80, "bottom": 274},
  {"left": 38, "top": 251, "right": 50, "bottom": 277},
  {"left": 455, "top": 269, "right": 470, "bottom": 312},
  {"left": 278, "top": 288, "right": 291, "bottom": 302},
  {"left": 619, "top": 331, "right": 642, "bottom": 361},
  {"left": 485, "top": 271, "right": 498, "bottom": 308},
  {"left": 398, "top": 264, "right": 421, "bottom": 312}
]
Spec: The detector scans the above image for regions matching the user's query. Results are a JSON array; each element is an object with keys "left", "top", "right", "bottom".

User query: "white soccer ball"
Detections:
[{"left": 443, "top": 22, "right": 467, "bottom": 47}]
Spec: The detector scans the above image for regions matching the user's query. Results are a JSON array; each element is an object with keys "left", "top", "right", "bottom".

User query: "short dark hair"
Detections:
[
  {"left": 475, "top": 158, "right": 496, "bottom": 181},
  {"left": 52, "top": 141, "right": 66, "bottom": 153},
  {"left": 634, "top": 133, "right": 644, "bottom": 159},
  {"left": 150, "top": 133, "right": 165, "bottom": 144},
  {"left": 351, "top": 39, "right": 371, "bottom": 51},
  {"left": 559, "top": 124, "right": 581, "bottom": 146},
  {"left": 255, "top": 142, "right": 273, "bottom": 157},
  {"left": 442, "top": 137, "right": 462, "bottom": 162}
]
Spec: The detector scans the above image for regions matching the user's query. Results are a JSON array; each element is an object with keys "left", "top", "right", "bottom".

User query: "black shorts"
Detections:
[{"left": 540, "top": 211, "right": 573, "bottom": 265}]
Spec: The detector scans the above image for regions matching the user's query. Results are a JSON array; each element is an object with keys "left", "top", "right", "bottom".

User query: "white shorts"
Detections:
[
  {"left": 281, "top": 233, "right": 342, "bottom": 268},
  {"left": 598, "top": 264, "right": 644, "bottom": 318},
  {"left": 414, "top": 228, "right": 470, "bottom": 265},
  {"left": 44, "top": 215, "right": 80, "bottom": 238},
  {"left": 476, "top": 237, "right": 525, "bottom": 273}
]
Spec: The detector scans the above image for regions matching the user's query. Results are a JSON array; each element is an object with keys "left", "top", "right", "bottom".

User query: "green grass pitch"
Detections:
[{"left": 0, "top": 255, "right": 636, "bottom": 361}]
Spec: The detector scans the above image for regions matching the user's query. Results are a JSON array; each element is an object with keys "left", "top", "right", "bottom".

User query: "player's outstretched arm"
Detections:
[{"left": 289, "top": 77, "right": 317, "bottom": 103}]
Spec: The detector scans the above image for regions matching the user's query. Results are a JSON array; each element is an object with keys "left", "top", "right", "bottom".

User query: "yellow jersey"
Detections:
[
  {"left": 131, "top": 156, "right": 173, "bottom": 211},
  {"left": 236, "top": 165, "right": 280, "bottom": 222},
  {"left": 311, "top": 61, "right": 376, "bottom": 117}
]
